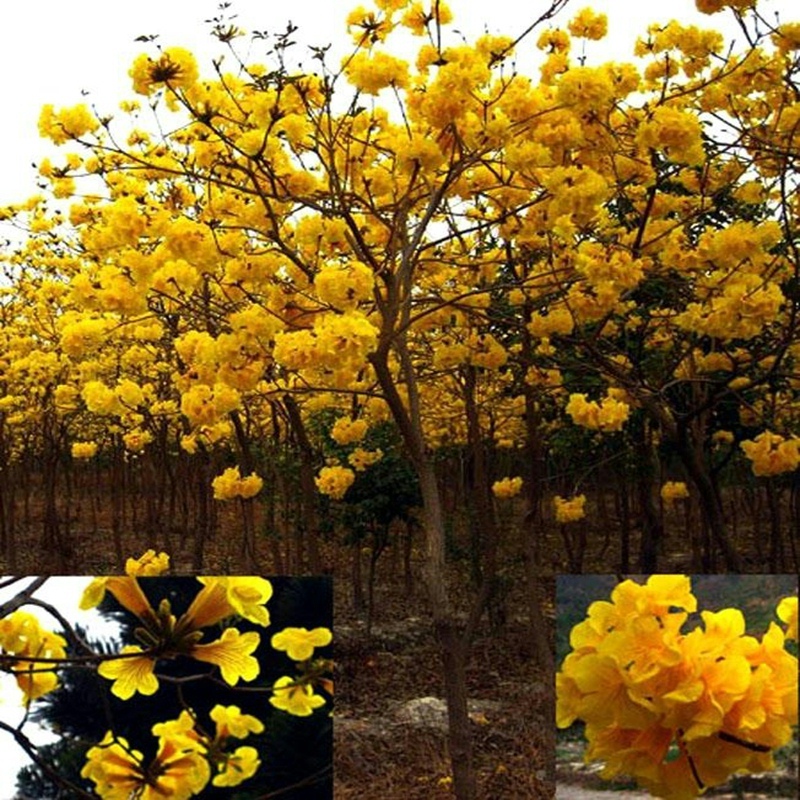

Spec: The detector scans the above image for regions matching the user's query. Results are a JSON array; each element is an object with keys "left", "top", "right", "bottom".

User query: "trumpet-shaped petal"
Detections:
[
  {"left": 223, "top": 578, "right": 273, "bottom": 626},
  {"left": 82, "top": 732, "right": 145, "bottom": 793},
  {"left": 271, "top": 626, "right": 333, "bottom": 661},
  {"left": 98, "top": 646, "right": 159, "bottom": 699},
  {"left": 212, "top": 745, "right": 261, "bottom": 787},
  {"left": 192, "top": 628, "right": 260, "bottom": 685},
  {"left": 269, "top": 675, "right": 326, "bottom": 716},
  {"left": 82, "top": 729, "right": 210, "bottom": 800},
  {"left": 151, "top": 735, "right": 210, "bottom": 798},
  {"left": 184, "top": 577, "right": 272, "bottom": 628},
  {"left": 80, "top": 576, "right": 155, "bottom": 619}
]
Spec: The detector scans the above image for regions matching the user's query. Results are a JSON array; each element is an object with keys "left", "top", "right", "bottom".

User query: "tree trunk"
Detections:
[
  {"left": 418, "top": 458, "right": 477, "bottom": 800},
  {"left": 634, "top": 422, "right": 662, "bottom": 573},
  {"left": 675, "top": 431, "right": 742, "bottom": 572},
  {"left": 370, "top": 346, "right": 479, "bottom": 800},
  {"left": 283, "top": 396, "right": 321, "bottom": 573}
]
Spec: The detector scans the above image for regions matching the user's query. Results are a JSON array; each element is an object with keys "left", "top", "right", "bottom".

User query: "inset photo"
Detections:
[
  {"left": 0, "top": 567, "right": 332, "bottom": 799},
  {"left": 556, "top": 574, "right": 797, "bottom": 799}
]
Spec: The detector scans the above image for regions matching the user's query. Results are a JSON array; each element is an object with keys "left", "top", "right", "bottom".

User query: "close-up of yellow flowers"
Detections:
[
  {"left": 557, "top": 575, "right": 798, "bottom": 799},
  {"left": 0, "top": 568, "right": 333, "bottom": 799}
]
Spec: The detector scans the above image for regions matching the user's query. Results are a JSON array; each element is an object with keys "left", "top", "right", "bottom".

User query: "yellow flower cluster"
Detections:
[
  {"left": 675, "top": 275, "right": 785, "bottom": 341},
  {"left": 696, "top": 0, "right": 755, "bottom": 14},
  {"left": 661, "top": 480, "right": 690, "bottom": 504},
  {"left": 566, "top": 393, "right": 630, "bottom": 433},
  {"left": 315, "top": 465, "right": 356, "bottom": 499},
  {"left": 71, "top": 441, "right": 98, "bottom": 459},
  {"left": 636, "top": 105, "right": 705, "bottom": 166},
  {"left": 492, "top": 476, "right": 523, "bottom": 499},
  {"left": 125, "top": 549, "right": 170, "bottom": 576},
  {"left": 567, "top": 7, "right": 608, "bottom": 40},
  {"left": 400, "top": 0, "right": 453, "bottom": 35},
  {"left": 83, "top": 729, "right": 209, "bottom": 800},
  {"left": 557, "top": 576, "right": 798, "bottom": 799},
  {"left": 59, "top": 316, "right": 115, "bottom": 358},
  {"left": 557, "top": 66, "right": 616, "bottom": 114},
  {"left": 123, "top": 429, "right": 153, "bottom": 453},
  {"left": 38, "top": 103, "right": 99, "bottom": 145},
  {"left": 83, "top": 703, "right": 264, "bottom": 799},
  {"left": 740, "top": 431, "right": 800, "bottom": 476},
  {"left": 712, "top": 430, "right": 735, "bottom": 445},
  {"left": 348, "top": 447, "right": 384, "bottom": 471},
  {"left": 129, "top": 46, "right": 199, "bottom": 96},
  {"left": 315, "top": 260, "right": 375, "bottom": 310},
  {"left": 344, "top": 50, "right": 410, "bottom": 95},
  {"left": 554, "top": 494, "right": 586, "bottom": 523},
  {"left": 331, "top": 416, "right": 369, "bottom": 445},
  {"left": 0, "top": 611, "right": 67, "bottom": 701},
  {"left": 82, "top": 380, "right": 122, "bottom": 416},
  {"left": 211, "top": 467, "right": 264, "bottom": 501},
  {"left": 181, "top": 383, "right": 241, "bottom": 428},
  {"left": 272, "top": 312, "right": 379, "bottom": 376},
  {"left": 527, "top": 307, "right": 574, "bottom": 338}
]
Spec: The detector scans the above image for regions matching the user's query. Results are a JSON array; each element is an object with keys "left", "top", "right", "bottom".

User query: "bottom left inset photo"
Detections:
[{"left": 0, "top": 561, "right": 333, "bottom": 799}]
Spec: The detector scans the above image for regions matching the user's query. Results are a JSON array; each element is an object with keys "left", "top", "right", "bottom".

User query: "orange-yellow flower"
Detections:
[
  {"left": 183, "top": 577, "right": 273, "bottom": 629},
  {"left": 192, "top": 628, "right": 261, "bottom": 685},
  {"left": 271, "top": 627, "right": 333, "bottom": 661},
  {"left": 270, "top": 675, "right": 327, "bottom": 716},
  {"left": 97, "top": 645, "right": 159, "bottom": 700}
]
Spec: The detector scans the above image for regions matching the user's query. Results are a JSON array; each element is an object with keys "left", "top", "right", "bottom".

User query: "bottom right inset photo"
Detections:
[{"left": 555, "top": 574, "right": 798, "bottom": 799}]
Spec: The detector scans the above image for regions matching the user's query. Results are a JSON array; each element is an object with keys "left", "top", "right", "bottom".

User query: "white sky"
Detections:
[{"left": 0, "top": 0, "right": 794, "bottom": 207}]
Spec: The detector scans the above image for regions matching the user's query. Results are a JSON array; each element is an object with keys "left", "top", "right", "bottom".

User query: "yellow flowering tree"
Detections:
[{"left": 2, "top": 0, "right": 800, "bottom": 795}]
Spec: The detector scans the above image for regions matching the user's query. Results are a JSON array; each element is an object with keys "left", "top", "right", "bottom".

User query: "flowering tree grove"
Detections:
[{"left": 1, "top": 0, "right": 800, "bottom": 796}]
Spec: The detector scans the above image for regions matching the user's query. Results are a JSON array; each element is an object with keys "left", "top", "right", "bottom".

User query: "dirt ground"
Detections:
[{"left": 334, "top": 565, "right": 557, "bottom": 799}]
